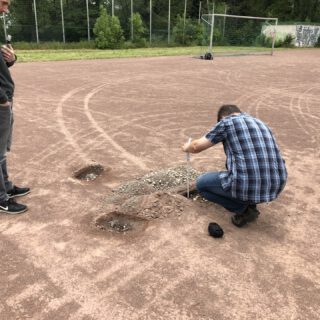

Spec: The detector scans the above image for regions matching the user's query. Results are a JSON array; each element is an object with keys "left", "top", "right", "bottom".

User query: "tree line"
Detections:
[{"left": 5, "top": 0, "right": 320, "bottom": 44}]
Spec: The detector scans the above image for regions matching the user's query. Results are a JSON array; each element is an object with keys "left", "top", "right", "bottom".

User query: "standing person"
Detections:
[
  {"left": 182, "top": 105, "right": 287, "bottom": 227},
  {"left": 0, "top": 0, "right": 30, "bottom": 214}
]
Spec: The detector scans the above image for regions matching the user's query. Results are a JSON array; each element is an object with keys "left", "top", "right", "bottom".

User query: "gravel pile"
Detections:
[
  {"left": 102, "top": 166, "right": 208, "bottom": 221},
  {"left": 135, "top": 193, "right": 185, "bottom": 219},
  {"left": 113, "top": 165, "right": 201, "bottom": 198}
]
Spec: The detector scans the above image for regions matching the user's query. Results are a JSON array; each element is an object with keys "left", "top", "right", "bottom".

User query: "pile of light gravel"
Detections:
[{"left": 112, "top": 165, "right": 201, "bottom": 198}]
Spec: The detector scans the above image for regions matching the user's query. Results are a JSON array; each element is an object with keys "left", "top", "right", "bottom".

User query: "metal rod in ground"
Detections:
[{"left": 186, "top": 137, "right": 192, "bottom": 198}]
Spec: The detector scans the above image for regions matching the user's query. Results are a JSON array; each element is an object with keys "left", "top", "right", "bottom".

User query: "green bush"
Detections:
[
  {"left": 123, "top": 39, "right": 148, "bottom": 49},
  {"left": 130, "top": 12, "right": 147, "bottom": 46},
  {"left": 255, "top": 33, "right": 296, "bottom": 48},
  {"left": 274, "top": 38, "right": 284, "bottom": 48},
  {"left": 281, "top": 34, "right": 295, "bottom": 47},
  {"left": 173, "top": 15, "right": 204, "bottom": 46},
  {"left": 93, "top": 5, "right": 124, "bottom": 49},
  {"left": 315, "top": 36, "right": 320, "bottom": 48},
  {"left": 255, "top": 34, "right": 273, "bottom": 47}
]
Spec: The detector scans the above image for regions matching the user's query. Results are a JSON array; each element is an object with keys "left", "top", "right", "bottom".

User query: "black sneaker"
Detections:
[
  {"left": 231, "top": 205, "right": 260, "bottom": 228},
  {"left": 0, "top": 199, "right": 28, "bottom": 214},
  {"left": 8, "top": 186, "right": 30, "bottom": 199}
]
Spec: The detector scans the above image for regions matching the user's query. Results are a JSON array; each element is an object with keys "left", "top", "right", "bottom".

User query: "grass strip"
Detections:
[{"left": 16, "top": 46, "right": 277, "bottom": 62}]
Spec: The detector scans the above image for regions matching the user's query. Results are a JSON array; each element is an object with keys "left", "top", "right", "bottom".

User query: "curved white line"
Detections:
[
  {"left": 56, "top": 85, "right": 92, "bottom": 163},
  {"left": 83, "top": 84, "right": 149, "bottom": 171}
]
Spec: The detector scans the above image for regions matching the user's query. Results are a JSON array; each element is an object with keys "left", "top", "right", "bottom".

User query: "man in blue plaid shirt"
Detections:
[{"left": 182, "top": 105, "right": 287, "bottom": 227}]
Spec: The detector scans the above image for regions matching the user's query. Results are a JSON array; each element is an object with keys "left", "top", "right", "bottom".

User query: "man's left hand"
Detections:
[
  {"left": 1, "top": 44, "right": 16, "bottom": 63},
  {"left": 182, "top": 141, "right": 191, "bottom": 152}
]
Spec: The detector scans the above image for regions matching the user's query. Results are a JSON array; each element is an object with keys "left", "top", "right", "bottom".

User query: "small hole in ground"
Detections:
[
  {"left": 95, "top": 212, "right": 147, "bottom": 233},
  {"left": 178, "top": 189, "right": 207, "bottom": 202},
  {"left": 179, "top": 189, "right": 199, "bottom": 199},
  {"left": 74, "top": 164, "right": 104, "bottom": 181}
]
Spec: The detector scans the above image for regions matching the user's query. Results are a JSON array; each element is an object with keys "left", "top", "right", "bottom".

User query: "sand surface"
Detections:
[{"left": 0, "top": 49, "right": 319, "bottom": 319}]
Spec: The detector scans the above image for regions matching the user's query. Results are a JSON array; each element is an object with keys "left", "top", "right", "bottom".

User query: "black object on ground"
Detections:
[
  {"left": 208, "top": 222, "right": 224, "bottom": 238},
  {"left": 200, "top": 52, "right": 214, "bottom": 60}
]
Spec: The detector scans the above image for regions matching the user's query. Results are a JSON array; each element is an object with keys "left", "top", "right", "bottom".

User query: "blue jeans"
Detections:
[
  {"left": 0, "top": 104, "right": 14, "bottom": 202},
  {"left": 196, "top": 172, "right": 252, "bottom": 215}
]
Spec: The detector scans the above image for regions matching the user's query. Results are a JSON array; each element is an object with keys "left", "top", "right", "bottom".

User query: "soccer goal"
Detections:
[{"left": 200, "top": 13, "right": 278, "bottom": 58}]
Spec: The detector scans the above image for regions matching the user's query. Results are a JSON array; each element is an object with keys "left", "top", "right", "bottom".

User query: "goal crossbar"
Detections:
[
  {"left": 202, "top": 14, "right": 278, "bottom": 25},
  {"left": 201, "top": 13, "right": 278, "bottom": 57}
]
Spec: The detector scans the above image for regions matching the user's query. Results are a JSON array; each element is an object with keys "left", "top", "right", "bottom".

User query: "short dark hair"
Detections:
[{"left": 217, "top": 104, "right": 241, "bottom": 122}]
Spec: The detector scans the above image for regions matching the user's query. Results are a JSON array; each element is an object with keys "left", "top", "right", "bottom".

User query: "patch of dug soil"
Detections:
[
  {"left": 107, "top": 165, "right": 201, "bottom": 205},
  {"left": 96, "top": 211, "right": 148, "bottom": 233},
  {"left": 121, "top": 192, "right": 186, "bottom": 219},
  {"left": 102, "top": 166, "right": 205, "bottom": 223},
  {"left": 73, "top": 164, "right": 104, "bottom": 181}
]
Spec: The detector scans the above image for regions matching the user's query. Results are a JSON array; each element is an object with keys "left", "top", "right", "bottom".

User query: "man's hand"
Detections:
[
  {"left": 1, "top": 44, "right": 15, "bottom": 63},
  {"left": 182, "top": 136, "right": 214, "bottom": 154},
  {"left": 182, "top": 139, "right": 192, "bottom": 153}
]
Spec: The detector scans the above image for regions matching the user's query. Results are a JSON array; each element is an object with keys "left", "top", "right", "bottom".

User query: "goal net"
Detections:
[{"left": 200, "top": 14, "right": 278, "bottom": 58}]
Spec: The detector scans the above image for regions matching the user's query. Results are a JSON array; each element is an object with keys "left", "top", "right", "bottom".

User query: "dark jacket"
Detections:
[{"left": 0, "top": 50, "right": 15, "bottom": 104}]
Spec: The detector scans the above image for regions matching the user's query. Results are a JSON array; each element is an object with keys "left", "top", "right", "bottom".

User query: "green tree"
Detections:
[
  {"left": 93, "top": 5, "right": 124, "bottom": 49},
  {"left": 267, "top": 0, "right": 295, "bottom": 20},
  {"left": 109, "top": 16, "right": 125, "bottom": 48},
  {"left": 130, "top": 12, "right": 147, "bottom": 45},
  {"left": 173, "top": 14, "right": 203, "bottom": 45},
  {"left": 10, "top": 0, "right": 46, "bottom": 41},
  {"left": 6, "top": 0, "right": 320, "bottom": 44}
]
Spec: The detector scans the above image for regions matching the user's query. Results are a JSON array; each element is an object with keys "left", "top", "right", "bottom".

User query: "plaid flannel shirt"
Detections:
[{"left": 205, "top": 113, "right": 287, "bottom": 203}]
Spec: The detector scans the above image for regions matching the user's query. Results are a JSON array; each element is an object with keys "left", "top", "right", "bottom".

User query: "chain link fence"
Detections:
[{"left": 1, "top": 0, "right": 201, "bottom": 45}]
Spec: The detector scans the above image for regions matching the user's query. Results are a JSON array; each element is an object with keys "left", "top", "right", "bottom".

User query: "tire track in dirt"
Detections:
[
  {"left": 288, "top": 86, "right": 319, "bottom": 142},
  {"left": 9, "top": 224, "right": 192, "bottom": 320},
  {"left": 67, "top": 238, "right": 194, "bottom": 319},
  {"left": 12, "top": 127, "right": 99, "bottom": 179},
  {"left": 45, "top": 130, "right": 107, "bottom": 167},
  {"left": 83, "top": 84, "right": 149, "bottom": 171},
  {"left": 55, "top": 82, "right": 146, "bottom": 173},
  {"left": 304, "top": 94, "right": 315, "bottom": 118},
  {"left": 250, "top": 90, "right": 282, "bottom": 121},
  {"left": 234, "top": 92, "right": 259, "bottom": 114},
  {"left": 54, "top": 75, "right": 158, "bottom": 172},
  {"left": 14, "top": 100, "right": 63, "bottom": 134},
  {"left": 81, "top": 80, "right": 214, "bottom": 171},
  {"left": 70, "top": 105, "right": 186, "bottom": 138},
  {"left": 18, "top": 83, "right": 55, "bottom": 95},
  {"left": 6, "top": 282, "right": 48, "bottom": 311},
  {"left": 297, "top": 87, "right": 320, "bottom": 132},
  {"left": 56, "top": 84, "right": 95, "bottom": 163},
  {"left": 109, "top": 110, "right": 209, "bottom": 141},
  {"left": 247, "top": 92, "right": 268, "bottom": 120},
  {"left": 29, "top": 69, "right": 244, "bottom": 179},
  {"left": 13, "top": 133, "right": 119, "bottom": 194}
]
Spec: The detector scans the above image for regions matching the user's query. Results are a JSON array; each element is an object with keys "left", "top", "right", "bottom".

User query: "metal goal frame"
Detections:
[{"left": 201, "top": 13, "right": 279, "bottom": 56}]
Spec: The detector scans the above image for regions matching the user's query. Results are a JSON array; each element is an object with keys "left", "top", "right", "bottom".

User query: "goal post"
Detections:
[{"left": 200, "top": 13, "right": 278, "bottom": 58}]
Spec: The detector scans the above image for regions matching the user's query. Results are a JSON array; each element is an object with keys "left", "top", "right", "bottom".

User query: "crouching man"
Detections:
[{"left": 182, "top": 105, "right": 287, "bottom": 227}]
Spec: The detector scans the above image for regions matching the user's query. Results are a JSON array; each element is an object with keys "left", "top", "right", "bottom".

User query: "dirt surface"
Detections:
[{"left": 0, "top": 49, "right": 319, "bottom": 319}]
